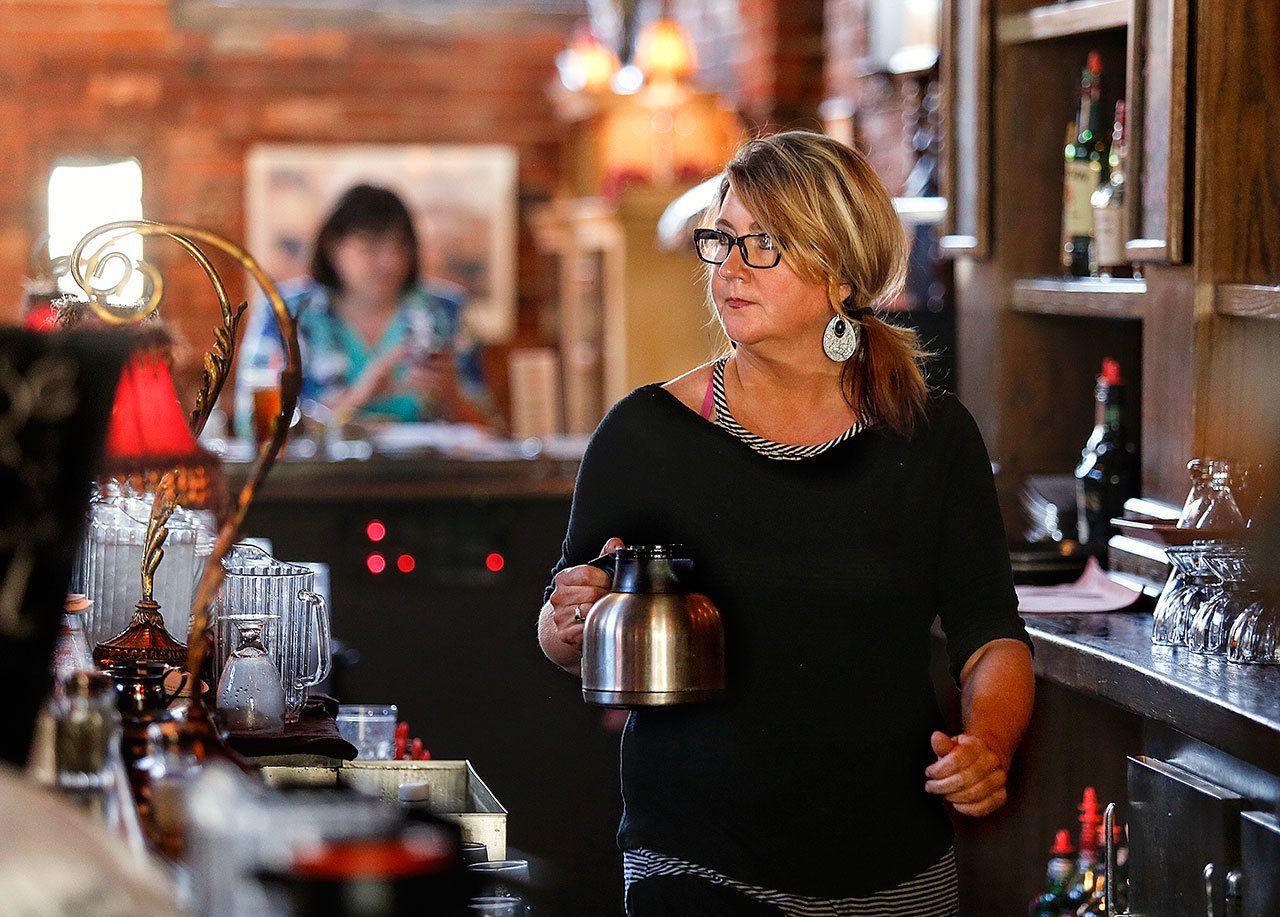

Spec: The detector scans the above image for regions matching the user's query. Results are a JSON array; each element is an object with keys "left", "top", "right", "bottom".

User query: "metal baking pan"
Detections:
[{"left": 257, "top": 758, "right": 507, "bottom": 859}]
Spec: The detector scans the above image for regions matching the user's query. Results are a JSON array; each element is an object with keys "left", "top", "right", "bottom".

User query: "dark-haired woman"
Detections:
[
  {"left": 538, "top": 132, "right": 1036, "bottom": 915},
  {"left": 236, "top": 184, "right": 492, "bottom": 429}
]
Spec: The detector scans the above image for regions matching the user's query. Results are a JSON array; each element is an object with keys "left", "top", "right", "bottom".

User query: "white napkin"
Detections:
[{"left": 1016, "top": 556, "right": 1142, "bottom": 613}]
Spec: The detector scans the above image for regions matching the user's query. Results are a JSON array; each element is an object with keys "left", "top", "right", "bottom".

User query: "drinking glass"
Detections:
[
  {"left": 1177, "top": 459, "right": 1213, "bottom": 527},
  {"left": 216, "top": 544, "right": 331, "bottom": 723},
  {"left": 468, "top": 897, "right": 528, "bottom": 916},
  {"left": 1197, "top": 463, "right": 1245, "bottom": 529},
  {"left": 1227, "top": 593, "right": 1280, "bottom": 664},
  {"left": 1152, "top": 545, "right": 1218, "bottom": 647},
  {"left": 1186, "top": 549, "right": 1256, "bottom": 655},
  {"left": 335, "top": 705, "right": 398, "bottom": 759},
  {"left": 216, "top": 614, "right": 285, "bottom": 733},
  {"left": 467, "top": 860, "right": 531, "bottom": 899}
]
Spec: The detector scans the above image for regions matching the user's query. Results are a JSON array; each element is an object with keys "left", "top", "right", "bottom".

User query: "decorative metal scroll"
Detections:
[{"left": 65, "top": 221, "right": 302, "bottom": 679}]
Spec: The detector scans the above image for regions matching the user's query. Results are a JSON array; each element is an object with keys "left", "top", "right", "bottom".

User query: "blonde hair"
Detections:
[{"left": 704, "top": 130, "right": 930, "bottom": 438}]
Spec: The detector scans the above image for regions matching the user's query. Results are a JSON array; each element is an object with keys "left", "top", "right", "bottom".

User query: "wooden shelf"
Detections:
[
  {"left": 997, "top": 0, "right": 1130, "bottom": 45},
  {"left": 1011, "top": 276, "right": 1147, "bottom": 318},
  {"left": 1214, "top": 283, "right": 1280, "bottom": 320}
]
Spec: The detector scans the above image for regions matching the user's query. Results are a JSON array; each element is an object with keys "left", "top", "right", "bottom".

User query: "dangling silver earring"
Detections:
[{"left": 822, "top": 313, "right": 859, "bottom": 362}]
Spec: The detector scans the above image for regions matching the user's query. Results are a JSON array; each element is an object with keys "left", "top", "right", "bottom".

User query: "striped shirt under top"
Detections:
[
  {"left": 623, "top": 846, "right": 960, "bottom": 916},
  {"left": 709, "top": 357, "right": 862, "bottom": 459},
  {"left": 626, "top": 357, "right": 960, "bottom": 914}
]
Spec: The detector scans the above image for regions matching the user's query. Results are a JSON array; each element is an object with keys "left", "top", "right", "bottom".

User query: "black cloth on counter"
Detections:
[
  {"left": 227, "top": 694, "right": 358, "bottom": 760},
  {"left": 543, "top": 386, "right": 1033, "bottom": 898}
]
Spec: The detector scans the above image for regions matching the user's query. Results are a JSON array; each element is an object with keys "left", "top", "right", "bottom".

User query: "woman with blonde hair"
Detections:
[{"left": 538, "top": 131, "right": 1035, "bottom": 915}]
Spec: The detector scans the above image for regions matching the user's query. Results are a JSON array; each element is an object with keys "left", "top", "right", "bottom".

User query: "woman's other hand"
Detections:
[
  {"left": 924, "top": 730, "right": 1008, "bottom": 817},
  {"left": 540, "top": 538, "right": 624, "bottom": 671}
]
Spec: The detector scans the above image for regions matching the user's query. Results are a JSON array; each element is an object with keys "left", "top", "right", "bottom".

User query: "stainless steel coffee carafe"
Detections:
[{"left": 581, "top": 545, "right": 725, "bottom": 707}]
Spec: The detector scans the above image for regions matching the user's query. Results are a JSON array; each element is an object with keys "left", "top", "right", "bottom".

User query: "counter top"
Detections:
[
  {"left": 1024, "top": 610, "right": 1280, "bottom": 771},
  {"left": 228, "top": 451, "right": 581, "bottom": 503}
]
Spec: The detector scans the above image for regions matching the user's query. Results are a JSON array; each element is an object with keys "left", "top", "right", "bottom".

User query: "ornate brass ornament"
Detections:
[{"left": 65, "top": 221, "right": 301, "bottom": 676}]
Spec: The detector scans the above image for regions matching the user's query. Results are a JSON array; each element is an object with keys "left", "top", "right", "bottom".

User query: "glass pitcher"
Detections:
[
  {"left": 215, "top": 544, "right": 331, "bottom": 723},
  {"left": 72, "top": 482, "right": 213, "bottom": 646}
]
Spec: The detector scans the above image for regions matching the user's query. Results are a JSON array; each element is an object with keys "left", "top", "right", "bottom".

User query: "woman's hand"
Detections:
[
  {"left": 331, "top": 344, "right": 406, "bottom": 421},
  {"left": 924, "top": 729, "right": 1008, "bottom": 817},
  {"left": 408, "top": 349, "right": 461, "bottom": 407},
  {"left": 541, "top": 538, "right": 624, "bottom": 669}
]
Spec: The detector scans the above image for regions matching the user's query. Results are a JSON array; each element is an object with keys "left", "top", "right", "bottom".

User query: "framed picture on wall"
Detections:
[{"left": 246, "top": 143, "right": 519, "bottom": 343}]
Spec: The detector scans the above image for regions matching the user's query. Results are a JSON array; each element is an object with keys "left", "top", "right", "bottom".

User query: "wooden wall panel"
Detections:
[{"left": 1194, "top": 0, "right": 1280, "bottom": 285}]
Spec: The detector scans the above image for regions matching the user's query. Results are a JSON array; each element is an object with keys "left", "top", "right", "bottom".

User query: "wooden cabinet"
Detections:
[
  {"left": 943, "top": 0, "right": 1203, "bottom": 507},
  {"left": 532, "top": 189, "right": 726, "bottom": 434},
  {"left": 939, "top": 0, "right": 992, "bottom": 257},
  {"left": 1125, "top": 0, "right": 1191, "bottom": 263}
]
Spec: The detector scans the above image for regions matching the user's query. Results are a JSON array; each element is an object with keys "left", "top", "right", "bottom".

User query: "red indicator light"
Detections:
[
  {"left": 366, "top": 520, "right": 386, "bottom": 542},
  {"left": 485, "top": 552, "right": 505, "bottom": 573},
  {"left": 366, "top": 553, "right": 386, "bottom": 574},
  {"left": 397, "top": 554, "right": 416, "bottom": 574}
]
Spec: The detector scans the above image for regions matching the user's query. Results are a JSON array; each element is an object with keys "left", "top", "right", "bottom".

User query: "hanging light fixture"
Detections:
[
  {"left": 634, "top": 17, "right": 697, "bottom": 85},
  {"left": 556, "top": 24, "right": 620, "bottom": 93}
]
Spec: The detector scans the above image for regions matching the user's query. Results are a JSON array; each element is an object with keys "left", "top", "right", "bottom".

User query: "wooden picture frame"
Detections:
[{"left": 245, "top": 143, "right": 519, "bottom": 344}]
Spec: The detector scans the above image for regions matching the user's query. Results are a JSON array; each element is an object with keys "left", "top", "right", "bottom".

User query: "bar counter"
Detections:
[
  {"left": 226, "top": 443, "right": 581, "bottom": 503},
  {"left": 1022, "top": 610, "right": 1280, "bottom": 772},
  {"left": 225, "top": 441, "right": 624, "bottom": 914},
  {"left": 940, "top": 606, "right": 1280, "bottom": 914},
  {"left": 234, "top": 445, "right": 1280, "bottom": 913}
]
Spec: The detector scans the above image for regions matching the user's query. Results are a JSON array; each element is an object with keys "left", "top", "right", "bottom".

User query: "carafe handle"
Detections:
[
  {"left": 162, "top": 666, "right": 189, "bottom": 707},
  {"left": 587, "top": 550, "right": 619, "bottom": 581},
  {"left": 298, "top": 590, "right": 332, "bottom": 687}
]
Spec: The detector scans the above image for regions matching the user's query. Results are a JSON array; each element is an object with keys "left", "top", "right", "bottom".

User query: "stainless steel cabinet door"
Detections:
[
  {"left": 1127, "top": 755, "right": 1245, "bottom": 916},
  {"left": 1239, "top": 811, "right": 1280, "bottom": 917}
]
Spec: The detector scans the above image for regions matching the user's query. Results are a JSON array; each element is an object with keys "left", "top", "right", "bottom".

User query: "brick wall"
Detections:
[
  {"left": 0, "top": 1, "right": 565, "bottom": 409},
  {"left": 677, "top": 0, "right": 915, "bottom": 191},
  {"left": 824, "top": 0, "right": 915, "bottom": 195},
  {"left": 728, "top": 0, "right": 826, "bottom": 131}
]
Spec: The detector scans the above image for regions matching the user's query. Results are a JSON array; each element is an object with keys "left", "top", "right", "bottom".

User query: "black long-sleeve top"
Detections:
[{"left": 543, "top": 385, "right": 1033, "bottom": 897}]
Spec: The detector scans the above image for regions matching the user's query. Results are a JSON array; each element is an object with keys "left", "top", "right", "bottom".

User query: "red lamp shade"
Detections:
[{"left": 105, "top": 351, "right": 202, "bottom": 470}]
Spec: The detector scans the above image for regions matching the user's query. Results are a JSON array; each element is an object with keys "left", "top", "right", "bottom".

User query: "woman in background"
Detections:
[{"left": 236, "top": 184, "right": 492, "bottom": 430}]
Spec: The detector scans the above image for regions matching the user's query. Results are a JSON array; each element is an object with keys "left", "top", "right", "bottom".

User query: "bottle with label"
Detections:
[
  {"left": 1027, "top": 829, "right": 1075, "bottom": 916},
  {"left": 1092, "top": 100, "right": 1130, "bottom": 277},
  {"left": 1062, "top": 52, "right": 1107, "bottom": 276},
  {"left": 1075, "top": 359, "right": 1139, "bottom": 551}
]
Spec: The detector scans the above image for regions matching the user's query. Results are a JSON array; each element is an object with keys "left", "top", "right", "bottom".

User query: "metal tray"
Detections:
[{"left": 257, "top": 758, "right": 507, "bottom": 859}]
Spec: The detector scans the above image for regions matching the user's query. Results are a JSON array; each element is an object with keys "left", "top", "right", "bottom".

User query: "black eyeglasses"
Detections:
[{"left": 693, "top": 228, "right": 783, "bottom": 269}]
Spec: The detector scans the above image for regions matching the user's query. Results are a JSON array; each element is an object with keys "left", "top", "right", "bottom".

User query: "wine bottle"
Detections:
[
  {"left": 1092, "top": 100, "right": 1130, "bottom": 277},
  {"left": 1062, "top": 52, "right": 1106, "bottom": 277},
  {"left": 1074, "top": 359, "right": 1139, "bottom": 551}
]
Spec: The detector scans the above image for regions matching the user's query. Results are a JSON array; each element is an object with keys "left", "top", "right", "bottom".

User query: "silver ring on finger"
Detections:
[{"left": 572, "top": 604, "right": 584, "bottom": 623}]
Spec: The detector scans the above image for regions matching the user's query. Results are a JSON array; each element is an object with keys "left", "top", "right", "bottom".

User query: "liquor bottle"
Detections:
[
  {"left": 1092, "top": 100, "right": 1130, "bottom": 277},
  {"left": 1062, "top": 52, "right": 1107, "bottom": 276},
  {"left": 1075, "top": 359, "right": 1139, "bottom": 551},
  {"left": 1059, "top": 121, "right": 1078, "bottom": 273},
  {"left": 1027, "top": 829, "right": 1075, "bottom": 916}
]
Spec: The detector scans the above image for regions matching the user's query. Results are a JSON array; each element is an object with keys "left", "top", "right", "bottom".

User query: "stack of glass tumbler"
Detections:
[{"left": 1151, "top": 460, "right": 1278, "bottom": 664}]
